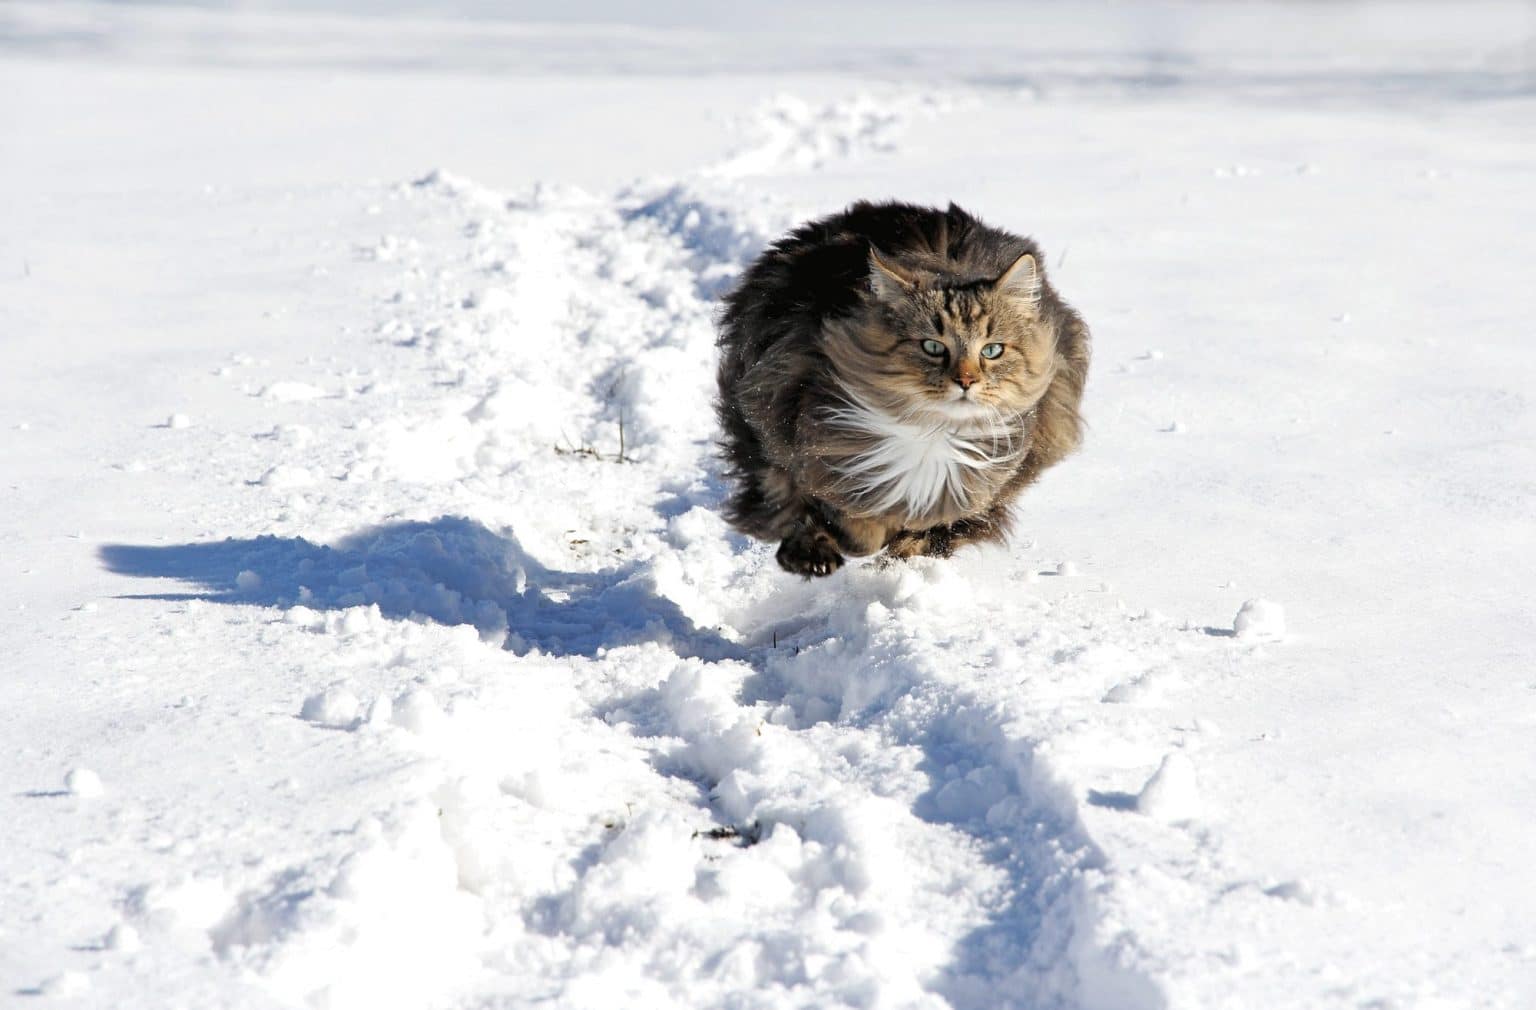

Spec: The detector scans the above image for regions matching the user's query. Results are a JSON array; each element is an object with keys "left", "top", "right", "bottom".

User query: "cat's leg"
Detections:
[
  {"left": 776, "top": 505, "right": 891, "bottom": 577},
  {"left": 881, "top": 528, "right": 935, "bottom": 560},
  {"left": 883, "top": 509, "right": 1008, "bottom": 560},
  {"left": 733, "top": 468, "right": 846, "bottom": 577},
  {"left": 823, "top": 511, "right": 897, "bottom": 557},
  {"left": 724, "top": 457, "right": 805, "bottom": 543}
]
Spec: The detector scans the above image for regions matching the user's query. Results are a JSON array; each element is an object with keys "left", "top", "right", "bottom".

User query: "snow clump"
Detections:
[
  {"left": 301, "top": 687, "right": 362, "bottom": 729},
  {"left": 65, "top": 767, "right": 104, "bottom": 798},
  {"left": 1136, "top": 753, "right": 1203, "bottom": 823},
  {"left": 1233, "top": 598, "right": 1286, "bottom": 641}
]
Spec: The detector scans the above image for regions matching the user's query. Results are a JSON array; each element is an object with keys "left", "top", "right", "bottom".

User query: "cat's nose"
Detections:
[{"left": 953, "top": 373, "right": 977, "bottom": 390}]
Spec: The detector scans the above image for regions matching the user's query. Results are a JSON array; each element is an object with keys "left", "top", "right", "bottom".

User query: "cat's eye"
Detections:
[
  {"left": 919, "top": 338, "right": 947, "bottom": 357},
  {"left": 980, "top": 343, "right": 1005, "bottom": 359}
]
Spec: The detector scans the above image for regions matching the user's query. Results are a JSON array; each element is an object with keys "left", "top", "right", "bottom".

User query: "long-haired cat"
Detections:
[{"left": 715, "top": 200, "right": 1090, "bottom": 576}]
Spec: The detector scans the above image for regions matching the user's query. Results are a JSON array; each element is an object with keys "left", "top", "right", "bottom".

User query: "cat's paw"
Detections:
[{"left": 777, "top": 531, "right": 845, "bottom": 578}]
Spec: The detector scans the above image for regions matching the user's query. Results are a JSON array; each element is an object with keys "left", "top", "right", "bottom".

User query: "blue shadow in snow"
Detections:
[{"left": 99, "top": 516, "right": 741, "bottom": 662}]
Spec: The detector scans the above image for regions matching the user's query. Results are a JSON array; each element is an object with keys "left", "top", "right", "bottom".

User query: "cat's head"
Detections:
[{"left": 831, "top": 247, "right": 1056, "bottom": 422}]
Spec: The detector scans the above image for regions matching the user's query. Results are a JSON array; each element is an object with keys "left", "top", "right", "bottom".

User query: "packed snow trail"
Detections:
[{"left": 78, "top": 155, "right": 1278, "bottom": 1010}]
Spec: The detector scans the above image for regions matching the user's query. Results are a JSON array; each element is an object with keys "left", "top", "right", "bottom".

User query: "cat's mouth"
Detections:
[
  {"left": 924, "top": 394, "right": 995, "bottom": 423},
  {"left": 943, "top": 381, "right": 988, "bottom": 404}
]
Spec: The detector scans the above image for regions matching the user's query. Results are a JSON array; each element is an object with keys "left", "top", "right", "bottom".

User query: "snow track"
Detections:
[{"left": 71, "top": 125, "right": 1283, "bottom": 1009}]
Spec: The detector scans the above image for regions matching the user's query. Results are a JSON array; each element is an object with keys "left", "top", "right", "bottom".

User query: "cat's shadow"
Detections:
[{"left": 98, "top": 516, "right": 740, "bottom": 662}]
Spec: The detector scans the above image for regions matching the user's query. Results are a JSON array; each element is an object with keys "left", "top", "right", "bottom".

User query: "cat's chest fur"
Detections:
[{"left": 821, "top": 397, "right": 1024, "bottom": 524}]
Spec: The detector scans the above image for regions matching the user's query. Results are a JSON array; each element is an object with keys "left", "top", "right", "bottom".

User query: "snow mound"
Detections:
[
  {"left": 1136, "top": 753, "right": 1204, "bottom": 823},
  {"left": 300, "top": 687, "right": 361, "bottom": 729},
  {"left": 65, "top": 767, "right": 104, "bottom": 798},
  {"left": 211, "top": 804, "right": 480, "bottom": 1009},
  {"left": 104, "top": 923, "right": 141, "bottom": 953},
  {"left": 1234, "top": 598, "right": 1286, "bottom": 641}
]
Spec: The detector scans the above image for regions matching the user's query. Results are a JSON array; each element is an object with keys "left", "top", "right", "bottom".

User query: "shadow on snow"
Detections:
[
  {"left": 98, "top": 516, "right": 1113, "bottom": 1006},
  {"left": 98, "top": 516, "right": 740, "bottom": 662}
]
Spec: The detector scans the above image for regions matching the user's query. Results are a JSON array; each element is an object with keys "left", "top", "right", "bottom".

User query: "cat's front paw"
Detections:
[{"left": 776, "top": 530, "right": 845, "bottom": 578}]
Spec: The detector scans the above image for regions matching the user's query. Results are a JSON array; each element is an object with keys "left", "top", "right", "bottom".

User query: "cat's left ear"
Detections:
[
  {"left": 868, "top": 246, "right": 916, "bottom": 302},
  {"left": 994, "top": 252, "right": 1042, "bottom": 305}
]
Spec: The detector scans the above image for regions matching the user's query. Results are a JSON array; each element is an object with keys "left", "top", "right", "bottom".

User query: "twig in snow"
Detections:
[{"left": 693, "top": 821, "right": 763, "bottom": 847}]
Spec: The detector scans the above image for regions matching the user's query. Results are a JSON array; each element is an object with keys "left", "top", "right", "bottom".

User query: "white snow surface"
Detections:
[{"left": 4, "top": 3, "right": 1536, "bottom": 1009}]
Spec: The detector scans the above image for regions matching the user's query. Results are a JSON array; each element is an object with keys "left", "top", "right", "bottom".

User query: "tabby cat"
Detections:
[{"left": 715, "top": 200, "right": 1090, "bottom": 576}]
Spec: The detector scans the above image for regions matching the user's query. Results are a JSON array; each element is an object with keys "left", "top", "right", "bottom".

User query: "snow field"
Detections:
[
  {"left": 7, "top": 12, "right": 1536, "bottom": 1005},
  {"left": 63, "top": 132, "right": 1277, "bottom": 1008}
]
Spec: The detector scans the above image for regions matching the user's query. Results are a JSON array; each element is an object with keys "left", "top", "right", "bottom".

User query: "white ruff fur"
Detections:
[{"left": 825, "top": 392, "right": 1019, "bottom": 520}]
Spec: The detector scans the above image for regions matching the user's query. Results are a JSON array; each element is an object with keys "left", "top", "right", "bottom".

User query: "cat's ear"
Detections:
[
  {"left": 867, "top": 246, "right": 915, "bottom": 302},
  {"left": 994, "top": 252, "right": 1042, "bottom": 305}
]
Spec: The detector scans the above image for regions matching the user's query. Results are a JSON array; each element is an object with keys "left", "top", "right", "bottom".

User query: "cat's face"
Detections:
[{"left": 845, "top": 249, "right": 1054, "bottom": 422}]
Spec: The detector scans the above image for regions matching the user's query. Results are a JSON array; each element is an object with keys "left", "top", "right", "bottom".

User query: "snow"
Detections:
[
  {"left": 260, "top": 382, "right": 329, "bottom": 403},
  {"left": 1135, "top": 754, "right": 1204, "bottom": 824},
  {"left": 258, "top": 464, "right": 317, "bottom": 488},
  {"left": 299, "top": 686, "right": 362, "bottom": 729},
  {"left": 103, "top": 923, "right": 142, "bottom": 954},
  {"left": 38, "top": 971, "right": 91, "bottom": 998},
  {"left": 4, "top": 2, "right": 1536, "bottom": 1009},
  {"left": 64, "top": 767, "right": 104, "bottom": 799},
  {"left": 1233, "top": 599, "right": 1286, "bottom": 641}
]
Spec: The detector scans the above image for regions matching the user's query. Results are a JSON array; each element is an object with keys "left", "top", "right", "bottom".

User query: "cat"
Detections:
[{"left": 714, "top": 200, "right": 1090, "bottom": 577}]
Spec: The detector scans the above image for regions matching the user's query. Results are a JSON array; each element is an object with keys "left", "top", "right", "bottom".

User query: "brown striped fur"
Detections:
[{"left": 715, "top": 201, "right": 1090, "bottom": 576}]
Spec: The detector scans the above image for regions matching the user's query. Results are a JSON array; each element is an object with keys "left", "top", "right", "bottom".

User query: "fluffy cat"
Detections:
[{"left": 715, "top": 200, "right": 1090, "bottom": 576}]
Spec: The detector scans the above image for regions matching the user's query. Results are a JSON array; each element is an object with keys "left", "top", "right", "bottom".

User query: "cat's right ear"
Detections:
[
  {"left": 994, "top": 252, "right": 1042, "bottom": 305},
  {"left": 868, "top": 247, "right": 915, "bottom": 302}
]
